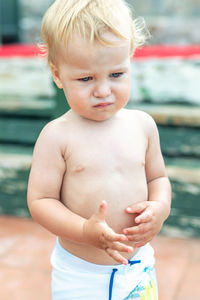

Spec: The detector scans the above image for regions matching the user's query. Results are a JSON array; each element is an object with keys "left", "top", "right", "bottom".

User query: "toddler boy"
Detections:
[{"left": 27, "top": 0, "right": 171, "bottom": 299}]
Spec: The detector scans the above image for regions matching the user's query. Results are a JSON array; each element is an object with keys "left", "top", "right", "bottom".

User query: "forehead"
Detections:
[{"left": 58, "top": 32, "right": 131, "bottom": 69}]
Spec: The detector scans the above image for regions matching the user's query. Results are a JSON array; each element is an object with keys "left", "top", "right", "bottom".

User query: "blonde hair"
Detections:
[{"left": 41, "top": 0, "right": 148, "bottom": 63}]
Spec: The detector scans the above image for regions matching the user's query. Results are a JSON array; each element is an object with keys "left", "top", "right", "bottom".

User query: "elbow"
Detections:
[
  {"left": 147, "top": 175, "right": 170, "bottom": 185},
  {"left": 27, "top": 193, "right": 41, "bottom": 222}
]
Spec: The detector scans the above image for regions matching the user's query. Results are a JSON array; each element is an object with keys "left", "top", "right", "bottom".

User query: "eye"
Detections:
[
  {"left": 78, "top": 76, "right": 93, "bottom": 82},
  {"left": 110, "top": 72, "right": 124, "bottom": 78}
]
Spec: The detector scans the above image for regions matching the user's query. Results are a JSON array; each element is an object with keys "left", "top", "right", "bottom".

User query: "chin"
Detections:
[
  {"left": 81, "top": 112, "right": 115, "bottom": 122},
  {"left": 93, "top": 115, "right": 115, "bottom": 122}
]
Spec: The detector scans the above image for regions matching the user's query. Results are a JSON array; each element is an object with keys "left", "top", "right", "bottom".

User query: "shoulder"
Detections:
[
  {"left": 39, "top": 112, "right": 72, "bottom": 140},
  {"left": 122, "top": 108, "right": 157, "bottom": 130},
  {"left": 121, "top": 108, "right": 159, "bottom": 142},
  {"left": 34, "top": 112, "right": 72, "bottom": 153}
]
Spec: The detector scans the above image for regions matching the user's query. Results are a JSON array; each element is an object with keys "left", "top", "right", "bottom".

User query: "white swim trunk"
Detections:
[{"left": 51, "top": 239, "right": 158, "bottom": 300}]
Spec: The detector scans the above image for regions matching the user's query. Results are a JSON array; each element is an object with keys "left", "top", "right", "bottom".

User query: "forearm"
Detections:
[
  {"left": 147, "top": 176, "right": 171, "bottom": 221},
  {"left": 28, "top": 198, "right": 86, "bottom": 243}
]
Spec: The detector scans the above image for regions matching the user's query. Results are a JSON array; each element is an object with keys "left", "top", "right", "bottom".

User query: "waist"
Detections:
[{"left": 58, "top": 237, "right": 154, "bottom": 267}]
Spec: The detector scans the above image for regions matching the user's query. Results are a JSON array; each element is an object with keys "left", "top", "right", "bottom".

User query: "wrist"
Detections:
[
  {"left": 81, "top": 218, "right": 93, "bottom": 245},
  {"left": 148, "top": 177, "right": 171, "bottom": 221},
  {"left": 150, "top": 199, "right": 171, "bottom": 222}
]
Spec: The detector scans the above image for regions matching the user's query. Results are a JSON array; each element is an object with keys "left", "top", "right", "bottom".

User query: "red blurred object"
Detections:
[
  {"left": 0, "top": 44, "right": 200, "bottom": 59},
  {"left": 0, "top": 44, "right": 41, "bottom": 57},
  {"left": 134, "top": 45, "right": 200, "bottom": 59}
]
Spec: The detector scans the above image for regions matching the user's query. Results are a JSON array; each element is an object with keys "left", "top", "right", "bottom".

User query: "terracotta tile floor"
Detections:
[{"left": 0, "top": 216, "right": 200, "bottom": 300}]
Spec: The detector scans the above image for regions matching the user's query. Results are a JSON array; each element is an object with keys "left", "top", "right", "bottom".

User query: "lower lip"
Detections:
[{"left": 94, "top": 103, "right": 112, "bottom": 108}]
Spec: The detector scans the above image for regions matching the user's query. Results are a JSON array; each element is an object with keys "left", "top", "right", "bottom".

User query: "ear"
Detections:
[{"left": 50, "top": 63, "right": 63, "bottom": 89}]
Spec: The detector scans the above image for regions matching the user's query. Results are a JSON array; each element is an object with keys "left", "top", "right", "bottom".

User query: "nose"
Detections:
[{"left": 93, "top": 81, "right": 111, "bottom": 98}]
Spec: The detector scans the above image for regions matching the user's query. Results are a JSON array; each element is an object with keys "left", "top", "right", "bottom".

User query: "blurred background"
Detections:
[
  {"left": 0, "top": 0, "right": 200, "bottom": 299},
  {"left": 1, "top": 0, "right": 200, "bottom": 44}
]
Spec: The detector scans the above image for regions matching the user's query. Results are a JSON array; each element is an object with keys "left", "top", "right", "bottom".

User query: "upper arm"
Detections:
[
  {"left": 27, "top": 122, "right": 66, "bottom": 204},
  {"left": 144, "top": 114, "right": 167, "bottom": 183}
]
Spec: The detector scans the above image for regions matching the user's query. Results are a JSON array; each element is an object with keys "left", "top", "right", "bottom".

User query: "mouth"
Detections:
[{"left": 93, "top": 102, "right": 113, "bottom": 108}]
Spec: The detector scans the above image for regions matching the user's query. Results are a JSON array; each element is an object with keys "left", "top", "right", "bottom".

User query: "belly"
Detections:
[
  {"left": 61, "top": 171, "right": 148, "bottom": 234},
  {"left": 60, "top": 170, "right": 148, "bottom": 264}
]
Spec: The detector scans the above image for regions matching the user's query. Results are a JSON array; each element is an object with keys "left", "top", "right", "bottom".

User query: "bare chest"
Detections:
[
  {"left": 60, "top": 112, "right": 149, "bottom": 242},
  {"left": 66, "top": 125, "right": 147, "bottom": 176}
]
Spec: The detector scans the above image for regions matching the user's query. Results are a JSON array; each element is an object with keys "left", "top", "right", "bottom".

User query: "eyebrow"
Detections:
[
  {"left": 75, "top": 65, "right": 129, "bottom": 74},
  {"left": 111, "top": 66, "right": 129, "bottom": 72},
  {"left": 73, "top": 68, "right": 129, "bottom": 79},
  {"left": 69, "top": 60, "right": 130, "bottom": 77}
]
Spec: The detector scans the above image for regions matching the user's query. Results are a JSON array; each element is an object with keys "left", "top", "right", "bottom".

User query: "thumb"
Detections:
[{"left": 96, "top": 200, "right": 107, "bottom": 221}]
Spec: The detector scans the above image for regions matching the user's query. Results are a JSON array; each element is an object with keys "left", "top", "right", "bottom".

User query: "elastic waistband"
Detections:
[{"left": 51, "top": 238, "right": 155, "bottom": 274}]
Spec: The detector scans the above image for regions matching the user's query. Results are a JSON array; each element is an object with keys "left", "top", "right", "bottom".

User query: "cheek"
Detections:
[
  {"left": 64, "top": 82, "right": 90, "bottom": 99},
  {"left": 62, "top": 83, "right": 77, "bottom": 101},
  {"left": 116, "top": 80, "right": 130, "bottom": 100},
  {"left": 62, "top": 86, "right": 89, "bottom": 113}
]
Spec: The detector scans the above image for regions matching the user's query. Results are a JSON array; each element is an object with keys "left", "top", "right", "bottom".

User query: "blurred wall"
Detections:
[
  {"left": 0, "top": 0, "right": 19, "bottom": 43},
  {"left": 17, "top": 0, "right": 200, "bottom": 44},
  {"left": 18, "top": 0, "right": 54, "bottom": 44},
  {"left": 126, "top": 0, "right": 200, "bottom": 44},
  {"left": 127, "top": 0, "right": 200, "bottom": 16}
]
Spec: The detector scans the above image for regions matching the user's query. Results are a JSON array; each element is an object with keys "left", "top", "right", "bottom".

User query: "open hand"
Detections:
[
  {"left": 123, "top": 201, "right": 164, "bottom": 248},
  {"left": 83, "top": 200, "right": 133, "bottom": 264}
]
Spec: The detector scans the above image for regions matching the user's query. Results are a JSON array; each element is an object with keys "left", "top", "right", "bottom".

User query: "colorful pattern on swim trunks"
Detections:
[{"left": 123, "top": 267, "right": 157, "bottom": 300}]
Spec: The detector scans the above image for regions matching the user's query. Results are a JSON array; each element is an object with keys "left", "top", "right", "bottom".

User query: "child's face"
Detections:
[{"left": 51, "top": 33, "right": 131, "bottom": 121}]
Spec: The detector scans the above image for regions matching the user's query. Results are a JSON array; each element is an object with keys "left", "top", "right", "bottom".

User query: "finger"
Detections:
[
  {"left": 109, "top": 241, "right": 133, "bottom": 253},
  {"left": 105, "top": 232, "right": 128, "bottom": 242},
  {"left": 135, "top": 210, "right": 153, "bottom": 224},
  {"left": 126, "top": 234, "right": 148, "bottom": 242},
  {"left": 126, "top": 229, "right": 152, "bottom": 243},
  {"left": 126, "top": 201, "right": 148, "bottom": 214},
  {"left": 106, "top": 248, "right": 128, "bottom": 265},
  {"left": 133, "top": 238, "right": 152, "bottom": 248},
  {"left": 96, "top": 200, "right": 107, "bottom": 221},
  {"left": 123, "top": 226, "right": 139, "bottom": 236},
  {"left": 124, "top": 223, "right": 150, "bottom": 237},
  {"left": 99, "top": 228, "right": 128, "bottom": 247}
]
